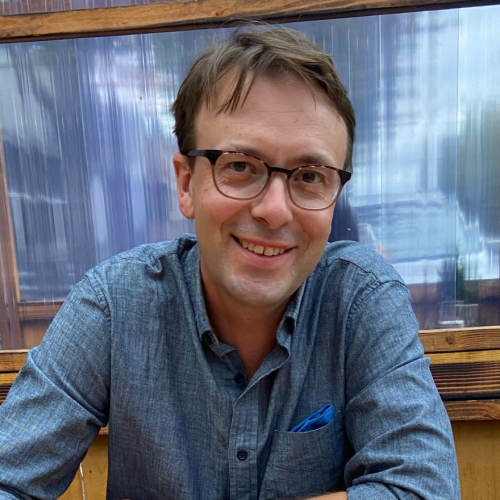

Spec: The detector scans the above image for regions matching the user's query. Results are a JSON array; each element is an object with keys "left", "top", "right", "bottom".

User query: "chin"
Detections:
[{"left": 229, "top": 279, "right": 294, "bottom": 309}]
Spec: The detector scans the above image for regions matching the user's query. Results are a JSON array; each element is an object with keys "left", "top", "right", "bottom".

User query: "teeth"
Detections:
[{"left": 238, "top": 239, "right": 286, "bottom": 257}]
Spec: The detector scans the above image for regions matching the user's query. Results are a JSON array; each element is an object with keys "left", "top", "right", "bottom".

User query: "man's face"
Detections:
[{"left": 173, "top": 73, "right": 348, "bottom": 312}]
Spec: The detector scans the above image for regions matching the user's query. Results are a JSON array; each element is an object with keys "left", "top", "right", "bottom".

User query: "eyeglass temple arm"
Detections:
[{"left": 182, "top": 150, "right": 223, "bottom": 165}]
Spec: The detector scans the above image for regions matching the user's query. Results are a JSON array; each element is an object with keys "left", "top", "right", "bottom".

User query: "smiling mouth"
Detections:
[{"left": 236, "top": 237, "right": 287, "bottom": 256}]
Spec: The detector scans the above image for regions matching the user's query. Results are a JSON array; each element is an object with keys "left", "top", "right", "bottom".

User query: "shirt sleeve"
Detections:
[
  {"left": 0, "top": 273, "right": 110, "bottom": 500},
  {"left": 343, "top": 280, "right": 460, "bottom": 500}
]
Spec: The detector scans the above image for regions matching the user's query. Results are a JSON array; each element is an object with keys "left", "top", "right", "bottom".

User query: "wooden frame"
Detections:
[
  {"left": 0, "top": 0, "right": 499, "bottom": 43},
  {"left": 0, "top": 131, "right": 21, "bottom": 350}
]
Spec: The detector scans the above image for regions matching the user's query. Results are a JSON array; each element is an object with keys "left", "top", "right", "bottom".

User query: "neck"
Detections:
[{"left": 203, "top": 290, "right": 289, "bottom": 380}]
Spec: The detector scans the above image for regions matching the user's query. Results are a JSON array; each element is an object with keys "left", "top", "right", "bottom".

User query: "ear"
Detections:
[{"left": 173, "top": 152, "right": 195, "bottom": 219}]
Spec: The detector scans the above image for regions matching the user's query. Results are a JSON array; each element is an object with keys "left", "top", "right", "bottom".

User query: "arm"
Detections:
[
  {"left": 342, "top": 280, "right": 460, "bottom": 500},
  {"left": 0, "top": 274, "right": 110, "bottom": 499}
]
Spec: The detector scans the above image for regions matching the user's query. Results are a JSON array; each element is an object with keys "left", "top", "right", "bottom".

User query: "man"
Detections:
[{"left": 0, "top": 26, "right": 459, "bottom": 499}]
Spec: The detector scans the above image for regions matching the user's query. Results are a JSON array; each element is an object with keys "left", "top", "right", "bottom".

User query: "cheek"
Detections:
[
  {"left": 301, "top": 212, "right": 333, "bottom": 246},
  {"left": 195, "top": 191, "right": 245, "bottom": 232}
]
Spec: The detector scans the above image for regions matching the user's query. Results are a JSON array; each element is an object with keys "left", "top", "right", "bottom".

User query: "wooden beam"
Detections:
[
  {"left": 0, "top": 130, "right": 21, "bottom": 349},
  {"left": 428, "top": 350, "right": 500, "bottom": 365},
  {"left": 18, "top": 302, "right": 62, "bottom": 322},
  {"left": 419, "top": 326, "right": 500, "bottom": 354},
  {"left": 429, "top": 350, "right": 500, "bottom": 400},
  {"left": 445, "top": 399, "right": 500, "bottom": 421},
  {"left": 0, "top": 372, "right": 17, "bottom": 385},
  {"left": 1, "top": 0, "right": 499, "bottom": 43},
  {"left": 0, "top": 349, "right": 27, "bottom": 372}
]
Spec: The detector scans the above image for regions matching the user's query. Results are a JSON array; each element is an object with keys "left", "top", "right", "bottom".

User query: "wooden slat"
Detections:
[
  {"left": 0, "top": 384, "right": 10, "bottom": 404},
  {"left": 0, "top": 252, "right": 9, "bottom": 345},
  {"left": 0, "top": 0, "right": 498, "bottom": 43},
  {"left": 0, "top": 349, "right": 27, "bottom": 372},
  {"left": 0, "top": 130, "right": 21, "bottom": 349},
  {"left": 429, "top": 350, "right": 500, "bottom": 400},
  {"left": 18, "top": 302, "right": 62, "bottom": 322},
  {"left": 0, "top": 372, "right": 18, "bottom": 385},
  {"left": 428, "top": 350, "right": 500, "bottom": 365},
  {"left": 419, "top": 326, "right": 500, "bottom": 354},
  {"left": 445, "top": 399, "right": 500, "bottom": 421}
]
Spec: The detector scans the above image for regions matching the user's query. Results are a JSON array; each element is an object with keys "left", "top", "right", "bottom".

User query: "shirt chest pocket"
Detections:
[{"left": 262, "top": 412, "right": 345, "bottom": 500}]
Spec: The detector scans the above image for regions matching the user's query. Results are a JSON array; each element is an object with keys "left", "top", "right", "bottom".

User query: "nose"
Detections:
[{"left": 250, "top": 173, "right": 294, "bottom": 229}]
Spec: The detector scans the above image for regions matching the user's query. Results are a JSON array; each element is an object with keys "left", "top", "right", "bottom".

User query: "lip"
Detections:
[
  {"left": 232, "top": 235, "right": 293, "bottom": 252},
  {"left": 231, "top": 235, "right": 294, "bottom": 265}
]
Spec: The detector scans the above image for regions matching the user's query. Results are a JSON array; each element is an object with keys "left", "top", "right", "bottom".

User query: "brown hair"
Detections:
[{"left": 171, "top": 25, "right": 356, "bottom": 172}]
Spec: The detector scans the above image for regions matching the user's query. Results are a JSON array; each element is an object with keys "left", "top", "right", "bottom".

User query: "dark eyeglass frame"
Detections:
[{"left": 182, "top": 149, "right": 352, "bottom": 211}]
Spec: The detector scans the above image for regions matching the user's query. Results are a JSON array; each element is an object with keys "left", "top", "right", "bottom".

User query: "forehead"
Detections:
[{"left": 195, "top": 72, "right": 348, "bottom": 167}]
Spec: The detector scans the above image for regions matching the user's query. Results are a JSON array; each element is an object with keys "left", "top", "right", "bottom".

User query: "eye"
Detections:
[
  {"left": 299, "top": 170, "right": 322, "bottom": 184},
  {"left": 229, "top": 161, "right": 251, "bottom": 173}
]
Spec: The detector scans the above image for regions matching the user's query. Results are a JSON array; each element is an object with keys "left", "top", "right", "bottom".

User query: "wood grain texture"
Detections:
[
  {"left": 0, "top": 264, "right": 9, "bottom": 349},
  {"left": 445, "top": 399, "right": 500, "bottom": 421},
  {"left": 452, "top": 420, "right": 500, "bottom": 500},
  {"left": 428, "top": 349, "right": 500, "bottom": 364},
  {"left": 0, "top": 0, "right": 498, "bottom": 42},
  {"left": 0, "top": 349, "right": 27, "bottom": 372},
  {"left": 0, "top": 372, "right": 17, "bottom": 385},
  {"left": 429, "top": 350, "right": 500, "bottom": 400},
  {"left": 18, "top": 301, "right": 62, "bottom": 321},
  {"left": 420, "top": 326, "right": 500, "bottom": 353},
  {"left": 20, "top": 320, "right": 51, "bottom": 348},
  {"left": 0, "top": 133, "right": 21, "bottom": 349},
  {"left": 59, "top": 435, "right": 108, "bottom": 500}
]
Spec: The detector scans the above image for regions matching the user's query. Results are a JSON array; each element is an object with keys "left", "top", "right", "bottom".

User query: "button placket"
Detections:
[{"left": 228, "top": 388, "right": 259, "bottom": 500}]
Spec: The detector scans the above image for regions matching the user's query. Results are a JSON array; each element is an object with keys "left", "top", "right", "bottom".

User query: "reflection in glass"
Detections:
[{"left": 0, "top": 5, "right": 499, "bottom": 350}]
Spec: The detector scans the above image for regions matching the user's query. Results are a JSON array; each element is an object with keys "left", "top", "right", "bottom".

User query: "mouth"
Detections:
[{"left": 235, "top": 237, "right": 290, "bottom": 257}]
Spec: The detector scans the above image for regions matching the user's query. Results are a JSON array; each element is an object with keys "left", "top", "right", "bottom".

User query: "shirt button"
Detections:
[
  {"left": 237, "top": 449, "right": 248, "bottom": 461},
  {"left": 234, "top": 372, "right": 244, "bottom": 384}
]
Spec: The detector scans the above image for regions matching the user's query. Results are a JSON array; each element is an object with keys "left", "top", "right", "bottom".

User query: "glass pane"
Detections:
[
  {"left": 0, "top": 5, "right": 499, "bottom": 349},
  {"left": 0, "top": 0, "right": 186, "bottom": 16}
]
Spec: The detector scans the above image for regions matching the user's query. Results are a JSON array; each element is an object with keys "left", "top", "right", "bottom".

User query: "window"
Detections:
[{"left": 0, "top": 4, "right": 499, "bottom": 349}]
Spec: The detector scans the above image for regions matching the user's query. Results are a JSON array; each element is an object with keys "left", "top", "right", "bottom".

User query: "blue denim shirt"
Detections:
[{"left": 0, "top": 234, "right": 460, "bottom": 500}]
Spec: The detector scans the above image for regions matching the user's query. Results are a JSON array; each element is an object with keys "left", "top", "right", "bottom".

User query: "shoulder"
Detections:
[
  {"left": 317, "top": 240, "right": 405, "bottom": 287},
  {"left": 84, "top": 233, "right": 198, "bottom": 290}
]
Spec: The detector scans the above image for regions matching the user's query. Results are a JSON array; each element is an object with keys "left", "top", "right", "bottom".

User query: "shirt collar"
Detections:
[{"left": 182, "top": 242, "right": 213, "bottom": 342}]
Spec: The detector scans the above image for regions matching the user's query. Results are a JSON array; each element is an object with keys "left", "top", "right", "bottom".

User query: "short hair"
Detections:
[{"left": 171, "top": 25, "right": 356, "bottom": 173}]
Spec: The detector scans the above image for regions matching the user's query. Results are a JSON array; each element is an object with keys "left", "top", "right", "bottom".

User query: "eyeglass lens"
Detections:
[{"left": 213, "top": 153, "right": 341, "bottom": 209}]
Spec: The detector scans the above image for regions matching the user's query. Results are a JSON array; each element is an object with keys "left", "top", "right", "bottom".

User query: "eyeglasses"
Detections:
[{"left": 182, "top": 150, "right": 351, "bottom": 211}]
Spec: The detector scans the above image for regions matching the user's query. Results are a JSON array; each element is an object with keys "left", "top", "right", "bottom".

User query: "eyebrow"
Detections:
[{"left": 224, "top": 143, "right": 339, "bottom": 168}]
